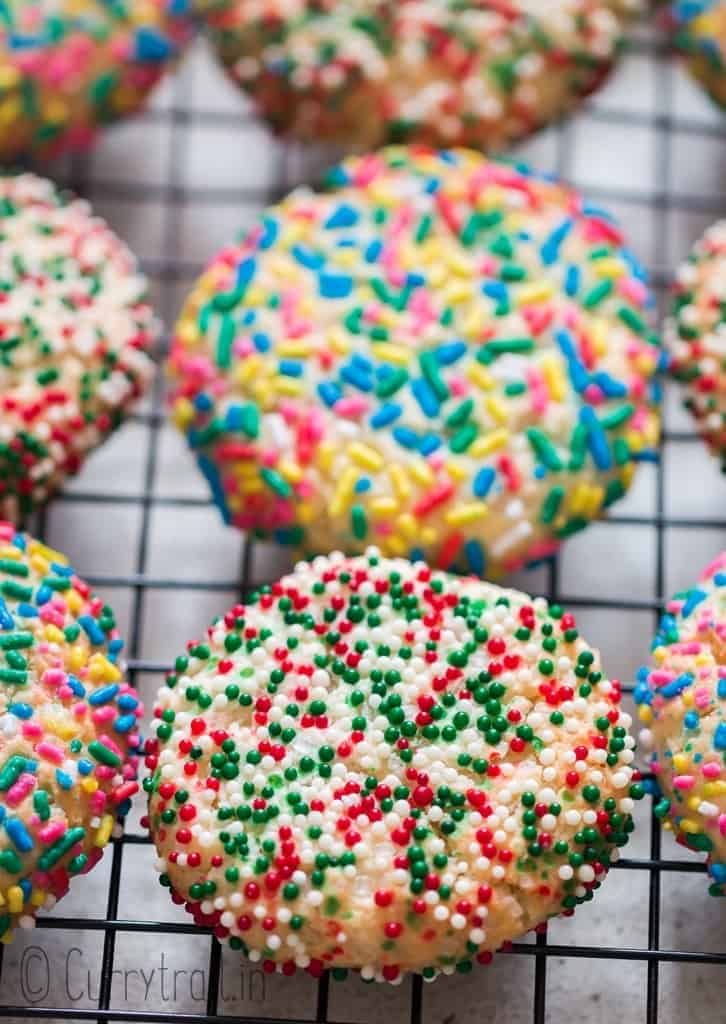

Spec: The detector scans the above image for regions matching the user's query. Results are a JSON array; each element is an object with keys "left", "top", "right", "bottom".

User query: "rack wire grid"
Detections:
[{"left": 0, "top": 6, "right": 725, "bottom": 1024}]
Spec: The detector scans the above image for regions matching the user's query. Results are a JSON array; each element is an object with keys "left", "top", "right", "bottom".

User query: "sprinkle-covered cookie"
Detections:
[
  {"left": 0, "top": 522, "right": 142, "bottom": 941},
  {"left": 636, "top": 552, "right": 726, "bottom": 895},
  {"left": 169, "top": 147, "right": 662, "bottom": 578},
  {"left": 199, "top": 0, "right": 642, "bottom": 151},
  {"left": 0, "top": 173, "right": 157, "bottom": 521},
  {"left": 0, "top": 0, "right": 193, "bottom": 162},
  {"left": 669, "top": 1, "right": 726, "bottom": 108},
  {"left": 145, "top": 549, "right": 642, "bottom": 982},
  {"left": 668, "top": 220, "right": 726, "bottom": 469}
]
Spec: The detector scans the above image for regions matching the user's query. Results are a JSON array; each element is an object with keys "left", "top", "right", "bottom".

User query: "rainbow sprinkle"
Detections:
[
  {"left": 0, "top": 0, "right": 193, "bottom": 161},
  {"left": 0, "top": 522, "right": 142, "bottom": 941},
  {"left": 0, "top": 173, "right": 157, "bottom": 520},
  {"left": 200, "top": 0, "right": 642, "bottom": 150},
  {"left": 669, "top": 1, "right": 726, "bottom": 108},
  {"left": 668, "top": 219, "right": 726, "bottom": 469},
  {"left": 145, "top": 549, "right": 643, "bottom": 982},
  {"left": 168, "top": 147, "right": 663, "bottom": 579}
]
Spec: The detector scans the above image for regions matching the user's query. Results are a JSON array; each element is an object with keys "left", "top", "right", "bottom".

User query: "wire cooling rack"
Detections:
[{"left": 1, "top": 8, "right": 726, "bottom": 1024}]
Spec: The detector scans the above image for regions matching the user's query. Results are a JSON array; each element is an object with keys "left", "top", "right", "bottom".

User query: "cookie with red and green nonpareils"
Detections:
[
  {"left": 144, "top": 550, "right": 642, "bottom": 982},
  {"left": 668, "top": 220, "right": 726, "bottom": 469},
  {"left": 668, "top": 1, "right": 726, "bottom": 108},
  {"left": 636, "top": 552, "right": 726, "bottom": 896},
  {"left": 0, "top": 523, "right": 142, "bottom": 941},
  {"left": 0, "top": 173, "right": 157, "bottom": 521},
  {"left": 168, "top": 146, "right": 663, "bottom": 579},
  {"left": 199, "top": 0, "right": 642, "bottom": 151},
  {"left": 0, "top": 0, "right": 194, "bottom": 162}
]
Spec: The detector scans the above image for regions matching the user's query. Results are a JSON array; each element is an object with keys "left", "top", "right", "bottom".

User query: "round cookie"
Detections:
[
  {"left": 0, "top": 173, "right": 157, "bottom": 521},
  {"left": 199, "top": 0, "right": 642, "bottom": 151},
  {"left": 0, "top": 522, "right": 142, "bottom": 941},
  {"left": 636, "top": 552, "right": 726, "bottom": 895},
  {"left": 168, "top": 147, "right": 663, "bottom": 579},
  {"left": 669, "top": 1, "right": 726, "bottom": 109},
  {"left": 0, "top": 0, "right": 193, "bottom": 162},
  {"left": 145, "top": 549, "right": 643, "bottom": 982},
  {"left": 668, "top": 220, "right": 726, "bottom": 469}
]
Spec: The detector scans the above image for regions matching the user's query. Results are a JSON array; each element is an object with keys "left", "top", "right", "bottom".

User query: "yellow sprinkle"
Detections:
[
  {"left": 389, "top": 464, "right": 411, "bottom": 500},
  {"left": 541, "top": 355, "right": 567, "bottom": 401},
  {"left": 172, "top": 398, "right": 195, "bottom": 429},
  {"left": 370, "top": 342, "right": 411, "bottom": 366},
  {"left": 0, "top": 99, "right": 21, "bottom": 127},
  {"left": 409, "top": 460, "right": 434, "bottom": 487},
  {"left": 485, "top": 396, "right": 508, "bottom": 425},
  {"left": 673, "top": 753, "right": 690, "bottom": 773},
  {"left": 594, "top": 258, "right": 626, "bottom": 280},
  {"left": 43, "top": 625, "right": 65, "bottom": 646},
  {"left": 81, "top": 777, "right": 99, "bottom": 794},
  {"left": 516, "top": 281, "right": 554, "bottom": 305},
  {"left": 239, "top": 478, "right": 264, "bottom": 495},
  {"left": 297, "top": 504, "right": 315, "bottom": 525},
  {"left": 278, "top": 460, "right": 303, "bottom": 484},
  {"left": 461, "top": 311, "right": 485, "bottom": 339},
  {"left": 445, "top": 252, "right": 474, "bottom": 278},
  {"left": 0, "top": 545, "right": 21, "bottom": 562},
  {"left": 680, "top": 818, "right": 702, "bottom": 835},
  {"left": 232, "top": 462, "right": 260, "bottom": 478},
  {"left": 7, "top": 887, "right": 23, "bottom": 915},
  {"left": 637, "top": 705, "right": 652, "bottom": 724},
  {"left": 348, "top": 442, "right": 384, "bottom": 472},
  {"left": 395, "top": 513, "right": 418, "bottom": 539},
  {"left": 466, "top": 362, "right": 494, "bottom": 392},
  {"left": 88, "top": 655, "right": 121, "bottom": 684},
  {"left": 273, "top": 376, "right": 304, "bottom": 397},
  {"left": 370, "top": 497, "right": 399, "bottom": 517},
  {"left": 445, "top": 503, "right": 489, "bottom": 526},
  {"left": 31, "top": 889, "right": 45, "bottom": 908},
  {"left": 235, "top": 354, "right": 264, "bottom": 385},
  {"left": 568, "top": 482, "right": 592, "bottom": 518},
  {"left": 382, "top": 535, "right": 407, "bottom": 557},
  {"left": 591, "top": 319, "right": 609, "bottom": 358},
  {"left": 66, "top": 589, "right": 83, "bottom": 615},
  {"left": 687, "top": 796, "right": 703, "bottom": 812},
  {"left": 703, "top": 781, "right": 726, "bottom": 797},
  {"left": 682, "top": 691, "right": 694, "bottom": 707},
  {"left": 328, "top": 467, "right": 358, "bottom": 518},
  {"left": 327, "top": 328, "right": 350, "bottom": 355},
  {"left": 0, "top": 66, "right": 20, "bottom": 89},
  {"left": 429, "top": 264, "right": 448, "bottom": 288},
  {"left": 316, "top": 442, "right": 336, "bottom": 474},
  {"left": 95, "top": 815, "right": 115, "bottom": 848},
  {"left": 470, "top": 428, "right": 509, "bottom": 458},
  {"left": 445, "top": 461, "right": 469, "bottom": 482},
  {"left": 278, "top": 341, "right": 313, "bottom": 358},
  {"left": 420, "top": 527, "right": 437, "bottom": 546}
]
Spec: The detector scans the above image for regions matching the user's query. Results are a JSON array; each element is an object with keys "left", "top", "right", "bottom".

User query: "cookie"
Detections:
[
  {"left": 168, "top": 147, "right": 662, "bottom": 579},
  {"left": 199, "top": 0, "right": 642, "bottom": 151},
  {"left": 669, "top": 1, "right": 726, "bottom": 108},
  {"left": 0, "top": 523, "right": 142, "bottom": 941},
  {"left": 0, "top": 173, "right": 157, "bottom": 521},
  {"left": 636, "top": 552, "right": 726, "bottom": 896},
  {"left": 668, "top": 219, "right": 726, "bottom": 469},
  {"left": 145, "top": 549, "right": 643, "bottom": 982},
  {"left": 0, "top": 0, "right": 193, "bottom": 162}
]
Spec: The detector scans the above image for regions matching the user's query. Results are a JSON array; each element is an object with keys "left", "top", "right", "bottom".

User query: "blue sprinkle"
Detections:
[
  {"left": 117, "top": 694, "right": 139, "bottom": 711},
  {"left": 473, "top": 467, "right": 496, "bottom": 499},
  {"left": 35, "top": 586, "right": 52, "bottom": 607},
  {"left": 253, "top": 332, "right": 271, "bottom": 353},
  {"left": 660, "top": 672, "right": 695, "bottom": 699},
  {"left": 278, "top": 360, "right": 303, "bottom": 378},
  {"left": 89, "top": 684, "right": 120, "bottom": 707},
  {"left": 354, "top": 478, "right": 371, "bottom": 494},
  {"left": 50, "top": 562, "right": 73, "bottom": 577},
  {"left": 114, "top": 715, "right": 136, "bottom": 734},
  {"left": 198, "top": 455, "right": 230, "bottom": 524},
  {"left": 8, "top": 703, "right": 32, "bottom": 719},
  {"left": 565, "top": 264, "right": 580, "bottom": 297},
  {"left": 241, "top": 311, "right": 256, "bottom": 326},
  {"left": 324, "top": 204, "right": 359, "bottom": 229},
  {"left": 365, "top": 240, "right": 383, "bottom": 263},
  {"left": 351, "top": 353, "right": 374, "bottom": 373},
  {"left": 55, "top": 770, "right": 73, "bottom": 791},
  {"left": 0, "top": 806, "right": 6, "bottom": 823},
  {"left": 18, "top": 878, "right": 31, "bottom": 901},
  {"left": 715, "top": 723, "right": 726, "bottom": 750},
  {"left": 78, "top": 760, "right": 94, "bottom": 776},
  {"left": 411, "top": 379, "right": 440, "bottom": 417},
  {"left": 393, "top": 426, "right": 420, "bottom": 450},
  {"left": 259, "top": 216, "right": 278, "bottom": 250},
  {"left": 684, "top": 710, "right": 699, "bottom": 730},
  {"left": 715, "top": 573, "right": 726, "bottom": 587},
  {"left": 540, "top": 218, "right": 573, "bottom": 265},
  {"left": 580, "top": 406, "right": 612, "bottom": 470},
  {"left": 424, "top": 178, "right": 441, "bottom": 194},
  {"left": 464, "top": 539, "right": 485, "bottom": 576},
  {"left": 236, "top": 257, "right": 257, "bottom": 290},
  {"left": 406, "top": 273, "right": 425, "bottom": 288},
  {"left": 482, "top": 281, "right": 508, "bottom": 302},
  {"left": 631, "top": 449, "right": 659, "bottom": 463},
  {"left": 11, "top": 535, "right": 26, "bottom": 551},
  {"left": 419, "top": 434, "right": 442, "bottom": 456},
  {"left": 436, "top": 341, "right": 467, "bottom": 365},
  {"left": 78, "top": 615, "right": 105, "bottom": 646},
  {"left": 718, "top": 678, "right": 726, "bottom": 701},
  {"left": 370, "top": 403, "right": 401, "bottom": 429},
  {"left": 318, "top": 381, "right": 342, "bottom": 408},
  {"left": 68, "top": 675, "right": 86, "bottom": 698},
  {"left": 340, "top": 363, "right": 373, "bottom": 392},
  {"left": 681, "top": 588, "right": 708, "bottom": 619},
  {"left": 16, "top": 603, "right": 37, "bottom": 619},
  {"left": 6, "top": 817, "right": 33, "bottom": 853},
  {"left": 193, "top": 392, "right": 213, "bottom": 412},
  {"left": 0, "top": 598, "right": 14, "bottom": 630},
  {"left": 319, "top": 272, "right": 353, "bottom": 299},
  {"left": 593, "top": 372, "right": 628, "bottom": 398},
  {"left": 710, "top": 862, "right": 726, "bottom": 884},
  {"left": 633, "top": 681, "right": 653, "bottom": 706},
  {"left": 555, "top": 329, "right": 577, "bottom": 361},
  {"left": 134, "top": 27, "right": 173, "bottom": 61}
]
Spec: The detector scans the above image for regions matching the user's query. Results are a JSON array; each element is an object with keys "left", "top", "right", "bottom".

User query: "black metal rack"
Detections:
[{"left": 0, "top": 10, "right": 724, "bottom": 1024}]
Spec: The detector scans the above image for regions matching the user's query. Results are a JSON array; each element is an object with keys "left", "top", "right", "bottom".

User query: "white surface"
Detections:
[{"left": 1, "top": 13, "right": 726, "bottom": 1024}]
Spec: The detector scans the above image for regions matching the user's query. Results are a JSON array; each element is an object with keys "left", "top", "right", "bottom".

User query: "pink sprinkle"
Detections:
[
  {"left": 619, "top": 277, "right": 648, "bottom": 306},
  {"left": 22, "top": 722, "right": 42, "bottom": 738},
  {"left": 694, "top": 687, "right": 712, "bottom": 708},
  {"left": 94, "top": 765, "right": 115, "bottom": 781},
  {"left": 6, "top": 773, "right": 36, "bottom": 807},
  {"left": 38, "top": 821, "right": 66, "bottom": 844},
  {"left": 673, "top": 775, "right": 696, "bottom": 790},
  {"left": 526, "top": 368, "right": 548, "bottom": 415},
  {"left": 448, "top": 375, "right": 469, "bottom": 397},
  {"left": 650, "top": 670, "right": 675, "bottom": 686},
  {"left": 702, "top": 552, "right": 726, "bottom": 580},
  {"left": 36, "top": 741, "right": 64, "bottom": 764},
  {"left": 42, "top": 668, "right": 66, "bottom": 688},
  {"left": 333, "top": 397, "right": 369, "bottom": 418},
  {"left": 702, "top": 762, "right": 722, "bottom": 779},
  {"left": 582, "top": 383, "right": 605, "bottom": 405},
  {"left": 91, "top": 707, "right": 115, "bottom": 725},
  {"left": 72, "top": 703, "right": 87, "bottom": 717},
  {"left": 719, "top": 815, "right": 726, "bottom": 838},
  {"left": 90, "top": 791, "right": 107, "bottom": 814},
  {"left": 672, "top": 642, "right": 702, "bottom": 656}
]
